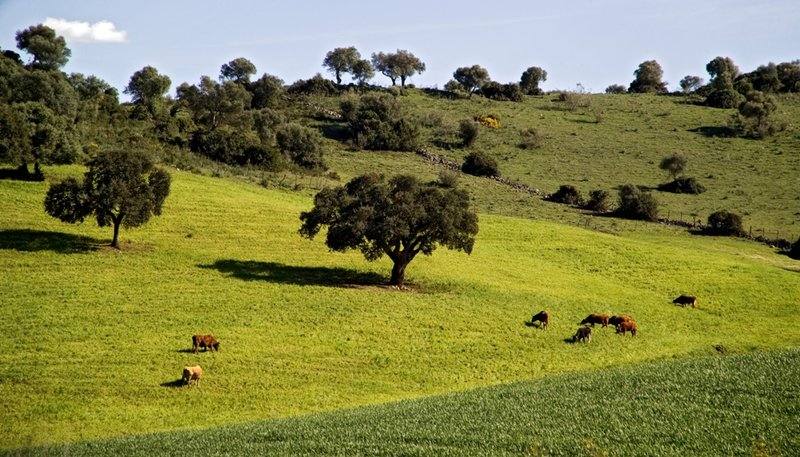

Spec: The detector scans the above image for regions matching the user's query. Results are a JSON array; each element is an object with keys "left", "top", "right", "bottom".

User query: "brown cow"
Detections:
[
  {"left": 616, "top": 320, "right": 638, "bottom": 336},
  {"left": 609, "top": 315, "right": 633, "bottom": 326},
  {"left": 182, "top": 365, "right": 203, "bottom": 386},
  {"left": 580, "top": 313, "right": 609, "bottom": 328},
  {"left": 572, "top": 326, "right": 592, "bottom": 343},
  {"left": 530, "top": 310, "right": 549, "bottom": 330},
  {"left": 192, "top": 334, "right": 220, "bottom": 353},
  {"left": 673, "top": 295, "right": 698, "bottom": 308}
]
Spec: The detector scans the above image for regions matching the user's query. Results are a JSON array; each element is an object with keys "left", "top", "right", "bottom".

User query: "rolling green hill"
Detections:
[
  {"left": 16, "top": 348, "right": 800, "bottom": 456},
  {"left": 1, "top": 166, "right": 798, "bottom": 449}
]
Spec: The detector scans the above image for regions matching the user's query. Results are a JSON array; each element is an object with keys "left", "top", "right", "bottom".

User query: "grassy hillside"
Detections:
[
  {"left": 306, "top": 92, "right": 800, "bottom": 239},
  {"left": 1, "top": 167, "right": 798, "bottom": 449},
  {"left": 17, "top": 348, "right": 800, "bottom": 456}
]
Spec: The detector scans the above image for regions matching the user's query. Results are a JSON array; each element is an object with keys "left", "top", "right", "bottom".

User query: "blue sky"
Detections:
[{"left": 1, "top": 0, "right": 798, "bottom": 97}]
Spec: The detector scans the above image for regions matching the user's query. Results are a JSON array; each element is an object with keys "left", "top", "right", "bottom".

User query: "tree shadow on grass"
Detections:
[
  {"left": 689, "top": 126, "right": 736, "bottom": 138},
  {"left": 0, "top": 167, "right": 44, "bottom": 181},
  {"left": 0, "top": 229, "right": 100, "bottom": 254},
  {"left": 199, "top": 260, "right": 386, "bottom": 288}
]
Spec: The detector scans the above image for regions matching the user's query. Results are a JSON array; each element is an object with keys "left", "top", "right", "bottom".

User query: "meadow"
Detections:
[
  {"left": 17, "top": 348, "right": 800, "bottom": 456},
  {"left": 311, "top": 91, "right": 800, "bottom": 238},
  {"left": 1, "top": 166, "right": 798, "bottom": 450}
]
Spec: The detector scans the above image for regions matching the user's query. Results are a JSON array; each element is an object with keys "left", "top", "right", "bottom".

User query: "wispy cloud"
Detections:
[{"left": 43, "top": 17, "right": 127, "bottom": 43}]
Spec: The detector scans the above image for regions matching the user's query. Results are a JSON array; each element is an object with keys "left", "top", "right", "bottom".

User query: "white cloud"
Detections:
[{"left": 43, "top": 17, "right": 127, "bottom": 43}]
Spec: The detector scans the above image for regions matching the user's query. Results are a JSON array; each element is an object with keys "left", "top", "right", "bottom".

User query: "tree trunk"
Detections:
[
  {"left": 400, "top": 75, "right": 406, "bottom": 87},
  {"left": 335, "top": 71, "right": 342, "bottom": 85},
  {"left": 111, "top": 215, "right": 122, "bottom": 249},
  {"left": 390, "top": 77, "right": 397, "bottom": 86},
  {"left": 389, "top": 259, "right": 409, "bottom": 287}
]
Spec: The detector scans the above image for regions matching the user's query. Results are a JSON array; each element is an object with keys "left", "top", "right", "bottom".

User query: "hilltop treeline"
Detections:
[{"left": 1, "top": 22, "right": 798, "bottom": 180}]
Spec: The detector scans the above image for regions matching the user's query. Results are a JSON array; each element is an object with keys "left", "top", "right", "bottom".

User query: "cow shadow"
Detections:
[
  {"left": 176, "top": 348, "right": 195, "bottom": 354},
  {"left": 0, "top": 229, "right": 100, "bottom": 254},
  {"left": 160, "top": 379, "right": 186, "bottom": 388},
  {"left": 199, "top": 260, "right": 385, "bottom": 287}
]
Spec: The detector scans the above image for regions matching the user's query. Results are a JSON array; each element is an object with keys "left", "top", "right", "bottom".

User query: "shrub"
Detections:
[
  {"left": 276, "top": 123, "right": 325, "bottom": 170},
  {"left": 547, "top": 185, "right": 584, "bottom": 206},
  {"left": 474, "top": 114, "right": 500, "bottom": 129},
  {"left": 705, "top": 210, "right": 744, "bottom": 236},
  {"left": 616, "top": 184, "right": 659, "bottom": 221},
  {"left": 190, "top": 126, "right": 281, "bottom": 168},
  {"left": 437, "top": 169, "right": 459, "bottom": 188},
  {"left": 458, "top": 119, "right": 479, "bottom": 147},
  {"left": 789, "top": 237, "right": 800, "bottom": 260},
  {"left": 705, "top": 87, "right": 743, "bottom": 108},
  {"left": 480, "top": 82, "right": 524, "bottom": 101},
  {"left": 340, "top": 94, "right": 420, "bottom": 151},
  {"left": 554, "top": 91, "right": 590, "bottom": 111},
  {"left": 287, "top": 73, "right": 337, "bottom": 96},
  {"left": 519, "top": 128, "right": 543, "bottom": 149},
  {"left": 659, "top": 153, "right": 687, "bottom": 180},
  {"left": 605, "top": 84, "right": 626, "bottom": 94},
  {"left": 461, "top": 151, "right": 499, "bottom": 177},
  {"left": 733, "top": 90, "right": 780, "bottom": 139},
  {"left": 585, "top": 189, "right": 610, "bottom": 212},
  {"left": 657, "top": 177, "right": 706, "bottom": 194}
]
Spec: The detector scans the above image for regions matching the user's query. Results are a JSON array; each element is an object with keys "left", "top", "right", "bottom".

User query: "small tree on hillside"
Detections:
[
  {"left": 453, "top": 65, "right": 491, "bottom": 95},
  {"left": 679, "top": 75, "right": 704, "bottom": 94},
  {"left": 605, "top": 84, "right": 626, "bottom": 94},
  {"left": 629, "top": 60, "right": 668, "bottom": 94},
  {"left": 44, "top": 150, "right": 171, "bottom": 248},
  {"left": 220, "top": 57, "right": 257, "bottom": 84},
  {"left": 520, "top": 66, "right": 547, "bottom": 95},
  {"left": 616, "top": 184, "right": 659, "bottom": 221},
  {"left": 323, "top": 47, "right": 362, "bottom": 84},
  {"left": 659, "top": 153, "right": 687, "bottom": 180},
  {"left": 733, "top": 90, "right": 779, "bottom": 139},
  {"left": 276, "top": 123, "right": 325, "bottom": 169},
  {"left": 15, "top": 24, "right": 71, "bottom": 70},
  {"left": 124, "top": 66, "right": 171, "bottom": 116},
  {"left": 351, "top": 59, "right": 375, "bottom": 86},
  {"left": 371, "top": 50, "right": 425, "bottom": 87},
  {"left": 706, "top": 56, "right": 739, "bottom": 82},
  {"left": 299, "top": 174, "right": 479, "bottom": 286}
]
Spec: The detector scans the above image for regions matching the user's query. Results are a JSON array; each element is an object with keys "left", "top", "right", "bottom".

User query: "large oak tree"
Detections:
[{"left": 299, "top": 174, "right": 479, "bottom": 286}]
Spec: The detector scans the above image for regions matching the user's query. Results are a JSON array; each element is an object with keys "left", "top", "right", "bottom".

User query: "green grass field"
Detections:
[
  {"left": 16, "top": 348, "right": 800, "bottom": 456},
  {"left": 1, "top": 166, "right": 798, "bottom": 450}
]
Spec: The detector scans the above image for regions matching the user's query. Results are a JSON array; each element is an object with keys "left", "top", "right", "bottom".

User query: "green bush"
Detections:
[
  {"left": 190, "top": 126, "right": 281, "bottom": 168},
  {"left": 461, "top": 151, "right": 499, "bottom": 177},
  {"left": 287, "top": 74, "right": 337, "bottom": 96},
  {"left": 276, "top": 123, "right": 325, "bottom": 170},
  {"left": 547, "top": 185, "right": 584, "bottom": 206},
  {"left": 519, "top": 128, "right": 543, "bottom": 149},
  {"left": 458, "top": 119, "right": 479, "bottom": 147},
  {"left": 605, "top": 84, "right": 626, "bottom": 94},
  {"left": 616, "top": 184, "right": 659, "bottom": 221},
  {"left": 706, "top": 210, "right": 744, "bottom": 236},
  {"left": 340, "top": 94, "right": 420, "bottom": 151},
  {"left": 437, "top": 170, "right": 459, "bottom": 188},
  {"left": 585, "top": 189, "right": 611, "bottom": 212}
]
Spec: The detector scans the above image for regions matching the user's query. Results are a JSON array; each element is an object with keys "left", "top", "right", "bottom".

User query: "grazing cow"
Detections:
[
  {"left": 580, "top": 313, "right": 610, "bottom": 328},
  {"left": 192, "top": 334, "right": 220, "bottom": 353},
  {"left": 530, "top": 310, "right": 549, "bottom": 329},
  {"left": 609, "top": 315, "right": 633, "bottom": 326},
  {"left": 572, "top": 326, "right": 592, "bottom": 343},
  {"left": 673, "top": 295, "right": 698, "bottom": 308},
  {"left": 182, "top": 365, "right": 203, "bottom": 386},
  {"left": 616, "top": 320, "right": 638, "bottom": 336}
]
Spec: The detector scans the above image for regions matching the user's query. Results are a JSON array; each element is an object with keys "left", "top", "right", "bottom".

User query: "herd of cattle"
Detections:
[
  {"left": 178, "top": 295, "right": 698, "bottom": 386},
  {"left": 529, "top": 294, "right": 698, "bottom": 343}
]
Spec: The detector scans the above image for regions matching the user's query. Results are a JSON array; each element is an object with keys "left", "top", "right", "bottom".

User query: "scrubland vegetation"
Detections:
[{"left": 1, "top": 21, "right": 799, "bottom": 455}]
